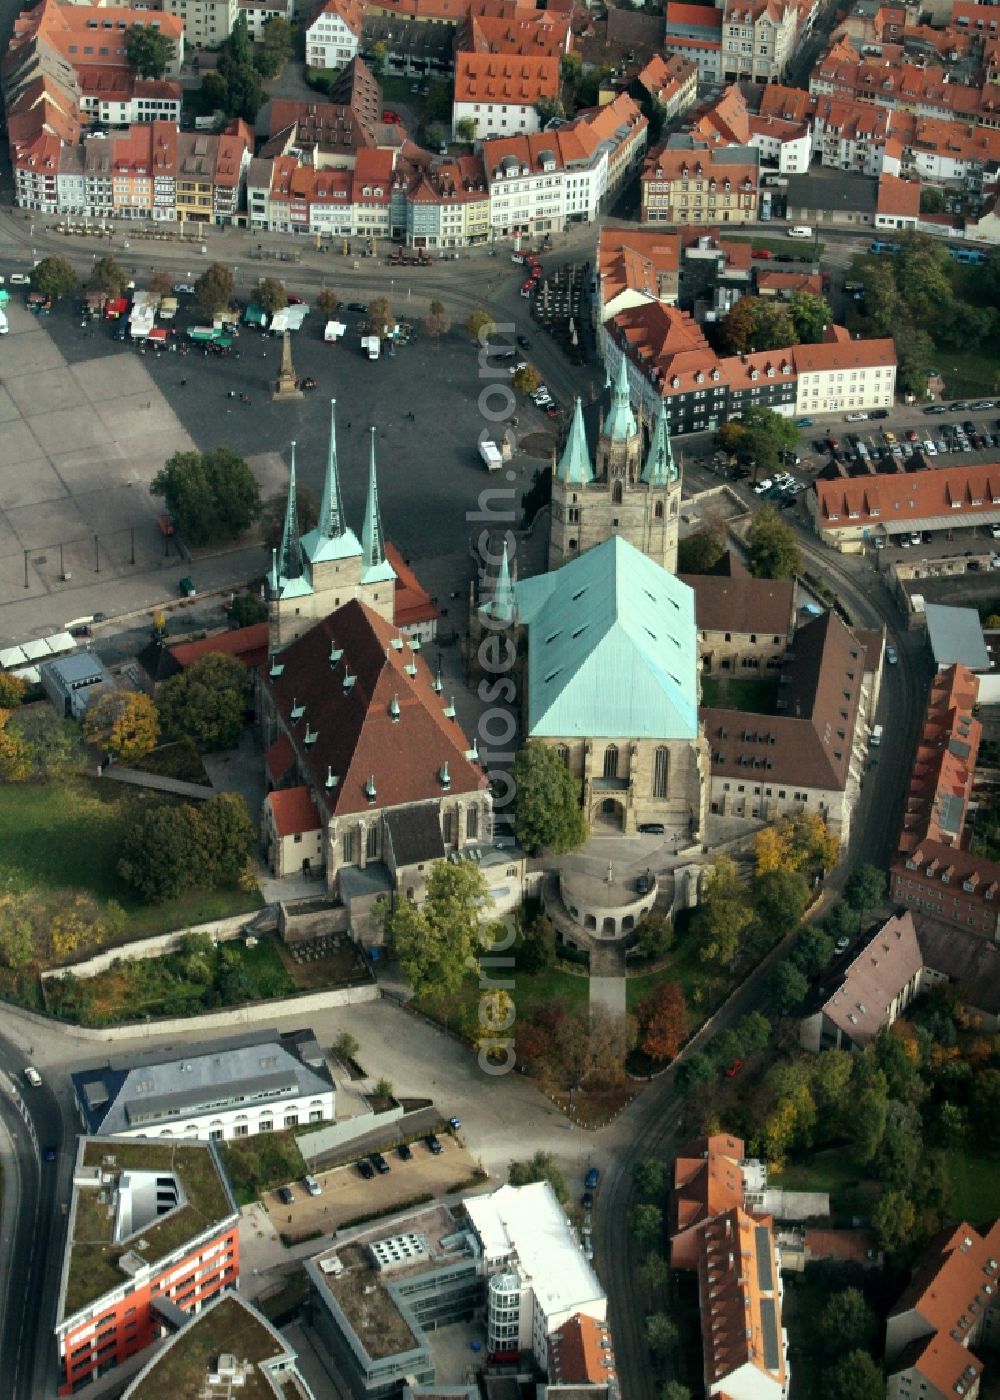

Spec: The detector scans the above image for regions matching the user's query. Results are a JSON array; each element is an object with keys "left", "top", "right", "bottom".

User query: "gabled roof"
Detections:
[
  {"left": 454, "top": 50, "right": 559, "bottom": 105},
  {"left": 515, "top": 535, "right": 700, "bottom": 739},
  {"left": 814, "top": 461, "right": 1000, "bottom": 533},
  {"left": 671, "top": 1133, "right": 746, "bottom": 1268},
  {"left": 877, "top": 172, "right": 920, "bottom": 217},
  {"left": 897, "top": 664, "right": 980, "bottom": 853},
  {"left": 548, "top": 1314, "right": 617, "bottom": 1386},
  {"left": 681, "top": 573, "right": 793, "bottom": 637},
  {"left": 698, "top": 1207, "right": 786, "bottom": 1393},
  {"left": 267, "top": 785, "right": 322, "bottom": 837},
  {"left": 262, "top": 600, "right": 487, "bottom": 817},
  {"left": 167, "top": 622, "right": 269, "bottom": 672},
  {"left": 814, "top": 911, "right": 923, "bottom": 1046}
]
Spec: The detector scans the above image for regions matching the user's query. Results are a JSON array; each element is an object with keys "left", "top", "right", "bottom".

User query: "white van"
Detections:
[
  {"left": 870, "top": 724, "right": 883, "bottom": 747},
  {"left": 25, "top": 1066, "right": 42, "bottom": 1087},
  {"left": 788, "top": 225, "right": 813, "bottom": 239},
  {"left": 0, "top": 309, "right": 7, "bottom": 335}
]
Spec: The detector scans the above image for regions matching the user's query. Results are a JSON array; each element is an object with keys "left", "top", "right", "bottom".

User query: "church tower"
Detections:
[
  {"left": 268, "top": 402, "right": 396, "bottom": 650},
  {"left": 548, "top": 357, "right": 682, "bottom": 574}
]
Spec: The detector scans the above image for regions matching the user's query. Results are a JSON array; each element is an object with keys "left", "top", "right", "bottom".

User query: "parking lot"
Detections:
[
  {"left": 0, "top": 283, "right": 554, "bottom": 646},
  {"left": 265, "top": 1133, "right": 482, "bottom": 1239}
]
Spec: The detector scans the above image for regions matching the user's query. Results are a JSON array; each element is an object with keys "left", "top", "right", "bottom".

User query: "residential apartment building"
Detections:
[
  {"left": 305, "top": 0, "right": 364, "bottom": 69},
  {"left": 808, "top": 462, "right": 1000, "bottom": 552},
  {"left": 9, "top": 1, "right": 184, "bottom": 76},
  {"left": 748, "top": 112, "right": 812, "bottom": 173},
  {"left": 156, "top": 0, "right": 238, "bottom": 45},
  {"left": 703, "top": 609, "right": 872, "bottom": 848},
  {"left": 55, "top": 1139, "right": 239, "bottom": 1395},
  {"left": 893, "top": 842, "right": 1000, "bottom": 939},
  {"left": 452, "top": 52, "right": 560, "bottom": 139},
  {"left": 76, "top": 71, "right": 181, "bottom": 128},
  {"left": 670, "top": 1132, "right": 764, "bottom": 1269},
  {"left": 698, "top": 1207, "right": 789, "bottom": 1400},
  {"left": 799, "top": 911, "right": 924, "bottom": 1051},
  {"left": 896, "top": 664, "right": 980, "bottom": 857},
  {"left": 793, "top": 325, "right": 896, "bottom": 415},
  {"left": 641, "top": 136, "right": 760, "bottom": 225},
  {"left": 721, "top": 0, "right": 800, "bottom": 84},
  {"left": 633, "top": 52, "right": 699, "bottom": 124},
  {"left": 595, "top": 226, "right": 681, "bottom": 325},
  {"left": 664, "top": 1, "right": 723, "bottom": 82},
  {"left": 71, "top": 1031, "right": 336, "bottom": 1142},
  {"left": 885, "top": 1222, "right": 1000, "bottom": 1400}
]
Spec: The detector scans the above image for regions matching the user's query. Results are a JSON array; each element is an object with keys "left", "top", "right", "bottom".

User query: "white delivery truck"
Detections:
[
  {"left": 361, "top": 335, "right": 380, "bottom": 360},
  {"left": 788, "top": 225, "right": 813, "bottom": 239},
  {"left": 129, "top": 303, "right": 157, "bottom": 339},
  {"left": 324, "top": 320, "right": 346, "bottom": 342},
  {"left": 480, "top": 440, "right": 503, "bottom": 471}
]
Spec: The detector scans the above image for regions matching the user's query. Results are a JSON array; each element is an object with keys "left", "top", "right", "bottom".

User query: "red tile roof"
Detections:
[
  {"left": 548, "top": 1314, "right": 616, "bottom": 1386},
  {"left": 814, "top": 461, "right": 1000, "bottom": 533},
  {"left": 877, "top": 172, "right": 920, "bottom": 218},
  {"left": 897, "top": 664, "right": 980, "bottom": 854},
  {"left": 384, "top": 544, "right": 439, "bottom": 630},
  {"left": 262, "top": 600, "right": 488, "bottom": 818},
  {"left": 666, "top": 1, "right": 722, "bottom": 29},
  {"left": 168, "top": 622, "right": 270, "bottom": 672},
  {"left": 453, "top": 51, "right": 559, "bottom": 105},
  {"left": 698, "top": 1208, "right": 786, "bottom": 1393},
  {"left": 671, "top": 1134, "right": 746, "bottom": 1269},
  {"left": 756, "top": 269, "right": 824, "bottom": 296},
  {"left": 265, "top": 732, "right": 296, "bottom": 784},
  {"left": 793, "top": 330, "right": 896, "bottom": 375},
  {"left": 267, "top": 785, "right": 322, "bottom": 837}
]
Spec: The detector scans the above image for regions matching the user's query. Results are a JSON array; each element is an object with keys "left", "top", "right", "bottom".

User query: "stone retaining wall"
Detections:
[
  {"left": 41, "top": 913, "right": 258, "bottom": 982},
  {"left": 295, "top": 1102, "right": 404, "bottom": 1161}
]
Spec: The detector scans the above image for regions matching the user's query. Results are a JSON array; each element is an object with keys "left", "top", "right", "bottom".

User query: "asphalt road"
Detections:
[{"left": 0, "top": 1042, "right": 66, "bottom": 1400}]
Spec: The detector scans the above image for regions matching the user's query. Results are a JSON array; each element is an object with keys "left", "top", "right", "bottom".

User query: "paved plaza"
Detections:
[{"left": 0, "top": 294, "right": 553, "bottom": 646}]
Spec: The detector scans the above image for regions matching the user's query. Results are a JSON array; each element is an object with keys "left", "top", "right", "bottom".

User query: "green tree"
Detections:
[
  {"left": 752, "top": 868, "right": 809, "bottom": 934},
  {"left": 845, "top": 864, "right": 885, "bottom": 922},
  {"left": 535, "top": 96, "right": 566, "bottom": 127},
  {"left": 660, "top": 1385, "right": 691, "bottom": 1400},
  {"left": 873, "top": 1188, "right": 916, "bottom": 1254},
  {"left": 368, "top": 296, "right": 394, "bottom": 337},
  {"left": 677, "top": 525, "right": 725, "bottom": 573},
  {"left": 256, "top": 277, "right": 287, "bottom": 317},
  {"left": 370, "top": 39, "right": 387, "bottom": 74},
  {"left": 197, "top": 792, "right": 255, "bottom": 885},
  {"left": 735, "top": 1010, "right": 771, "bottom": 1053},
  {"left": 676, "top": 1051, "right": 715, "bottom": 1095},
  {"left": 424, "top": 297, "right": 450, "bottom": 346},
  {"left": 194, "top": 262, "right": 235, "bottom": 319},
  {"left": 637, "top": 913, "right": 673, "bottom": 960},
  {"left": 825, "top": 1349, "right": 886, "bottom": 1400},
  {"left": 82, "top": 690, "right": 160, "bottom": 762},
  {"left": 31, "top": 256, "right": 76, "bottom": 300},
  {"left": 771, "top": 959, "right": 809, "bottom": 1010},
  {"left": 630, "top": 1203, "right": 663, "bottom": 1248},
  {"left": 633, "top": 1158, "right": 668, "bottom": 1200},
  {"left": 516, "top": 913, "right": 556, "bottom": 972},
  {"left": 118, "top": 802, "right": 205, "bottom": 902},
  {"left": 851, "top": 1083, "right": 889, "bottom": 1165},
  {"left": 124, "top": 23, "right": 175, "bottom": 79},
  {"left": 151, "top": 446, "right": 261, "bottom": 546},
  {"left": 720, "top": 296, "right": 797, "bottom": 353},
  {"left": 736, "top": 404, "right": 800, "bottom": 475},
  {"left": 0, "top": 674, "right": 27, "bottom": 709},
  {"left": 561, "top": 51, "right": 582, "bottom": 81},
  {"left": 695, "top": 855, "right": 753, "bottom": 968},
  {"left": 0, "top": 895, "right": 35, "bottom": 970},
  {"left": 513, "top": 364, "right": 541, "bottom": 395},
  {"left": 637, "top": 1254, "right": 670, "bottom": 1301},
  {"left": 789, "top": 290, "right": 832, "bottom": 344},
  {"left": 200, "top": 70, "right": 229, "bottom": 118},
  {"left": 333, "top": 1030, "right": 359, "bottom": 1061},
  {"left": 508, "top": 1150, "right": 568, "bottom": 1203},
  {"left": 466, "top": 309, "right": 496, "bottom": 343},
  {"left": 424, "top": 121, "right": 444, "bottom": 149},
  {"left": 645, "top": 1312, "right": 678, "bottom": 1357},
  {"left": 7, "top": 705, "right": 77, "bottom": 778},
  {"left": 820, "top": 1288, "right": 876, "bottom": 1355},
  {"left": 454, "top": 116, "right": 477, "bottom": 142},
  {"left": 261, "top": 483, "right": 318, "bottom": 552},
  {"left": 228, "top": 592, "right": 267, "bottom": 627},
  {"left": 157, "top": 651, "right": 247, "bottom": 752},
  {"left": 824, "top": 900, "right": 858, "bottom": 942},
  {"left": 971, "top": 1066, "right": 1000, "bottom": 1149},
  {"left": 748, "top": 504, "right": 802, "bottom": 579},
  {"left": 88, "top": 256, "right": 129, "bottom": 297},
  {"left": 792, "top": 924, "right": 834, "bottom": 976},
  {"left": 254, "top": 15, "right": 292, "bottom": 77},
  {"left": 316, "top": 286, "right": 340, "bottom": 317},
  {"left": 511, "top": 741, "right": 588, "bottom": 854},
  {"left": 920, "top": 187, "right": 945, "bottom": 214},
  {"left": 381, "top": 859, "right": 491, "bottom": 1002}
]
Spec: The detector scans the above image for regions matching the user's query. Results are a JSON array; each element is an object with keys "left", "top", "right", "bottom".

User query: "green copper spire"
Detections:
[
  {"left": 301, "top": 399, "right": 362, "bottom": 566},
  {"left": 556, "top": 396, "right": 594, "bottom": 485},
  {"left": 276, "top": 442, "right": 304, "bottom": 584},
  {"left": 361, "top": 427, "right": 396, "bottom": 585},
  {"left": 642, "top": 399, "right": 677, "bottom": 485},
  {"left": 605, "top": 353, "right": 638, "bottom": 442},
  {"left": 492, "top": 540, "right": 516, "bottom": 623}
]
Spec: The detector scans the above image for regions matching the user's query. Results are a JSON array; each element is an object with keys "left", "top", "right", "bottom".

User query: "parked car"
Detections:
[
  {"left": 172, "top": 282, "right": 196, "bottom": 294},
  {"left": 923, "top": 440, "right": 938, "bottom": 455},
  {"left": 517, "top": 335, "right": 531, "bottom": 349},
  {"left": 43, "top": 1146, "right": 57, "bottom": 1163},
  {"left": 845, "top": 411, "right": 869, "bottom": 422},
  {"left": 397, "top": 1143, "right": 413, "bottom": 1161},
  {"left": 753, "top": 478, "right": 773, "bottom": 494},
  {"left": 834, "top": 935, "right": 850, "bottom": 956},
  {"left": 277, "top": 1186, "right": 295, "bottom": 1205},
  {"left": 448, "top": 1116, "right": 462, "bottom": 1130},
  {"left": 870, "top": 409, "right": 889, "bottom": 419},
  {"left": 752, "top": 248, "right": 773, "bottom": 259},
  {"left": 795, "top": 418, "right": 814, "bottom": 427},
  {"left": 723, "top": 1059, "right": 745, "bottom": 1078},
  {"left": 636, "top": 871, "right": 652, "bottom": 895},
  {"left": 357, "top": 1159, "right": 376, "bottom": 1179},
  {"left": 371, "top": 1153, "right": 391, "bottom": 1175},
  {"left": 886, "top": 644, "right": 898, "bottom": 664},
  {"left": 906, "top": 429, "right": 919, "bottom": 442},
  {"left": 304, "top": 1174, "right": 322, "bottom": 1197},
  {"left": 638, "top": 822, "right": 665, "bottom": 835},
  {"left": 585, "top": 1167, "right": 601, "bottom": 1190},
  {"left": 581, "top": 1191, "right": 594, "bottom": 1210},
  {"left": 425, "top": 1134, "right": 443, "bottom": 1155},
  {"left": 24, "top": 1066, "right": 42, "bottom": 1087},
  {"left": 347, "top": 301, "right": 368, "bottom": 313}
]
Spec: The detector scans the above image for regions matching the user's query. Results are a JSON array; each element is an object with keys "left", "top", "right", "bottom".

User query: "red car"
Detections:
[
  {"left": 906, "top": 428, "right": 919, "bottom": 442},
  {"left": 288, "top": 293, "right": 304, "bottom": 304},
  {"left": 752, "top": 248, "right": 773, "bottom": 259},
  {"left": 383, "top": 109, "right": 402, "bottom": 124},
  {"left": 723, "top": 1059, "right": 745, "bottom": 1078}
]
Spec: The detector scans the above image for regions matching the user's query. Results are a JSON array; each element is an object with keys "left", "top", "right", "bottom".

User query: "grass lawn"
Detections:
[
  {"left": 0, "top": 778, "right": 261, "bottom": 945},
  {"left": 130, "top": 740, "right": 210, "bottom": 785},
  {"left": 770, "top": 1148, "right": 862, "bottom": 1197},
  {"left": 380, "top": 75, "right": 419, "bottom": 104},
  {"left": 940, "top": 348, "right": 1000, "bottom": 399},
  {"left": 943, "top": 1148, "right": 1000, "bottom": 1225},
  {"left": 418, "top": 963, "right": 588, "bottom": 1040},
  {"left": 220, "top": 1131, "right": 307, "bottom": 1207},
  {"left": 700, "top": 675, "right": 779, "bottom": 714},
  {"left": 627, "top": 925, "right": 725, "bottom": 1020}
]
